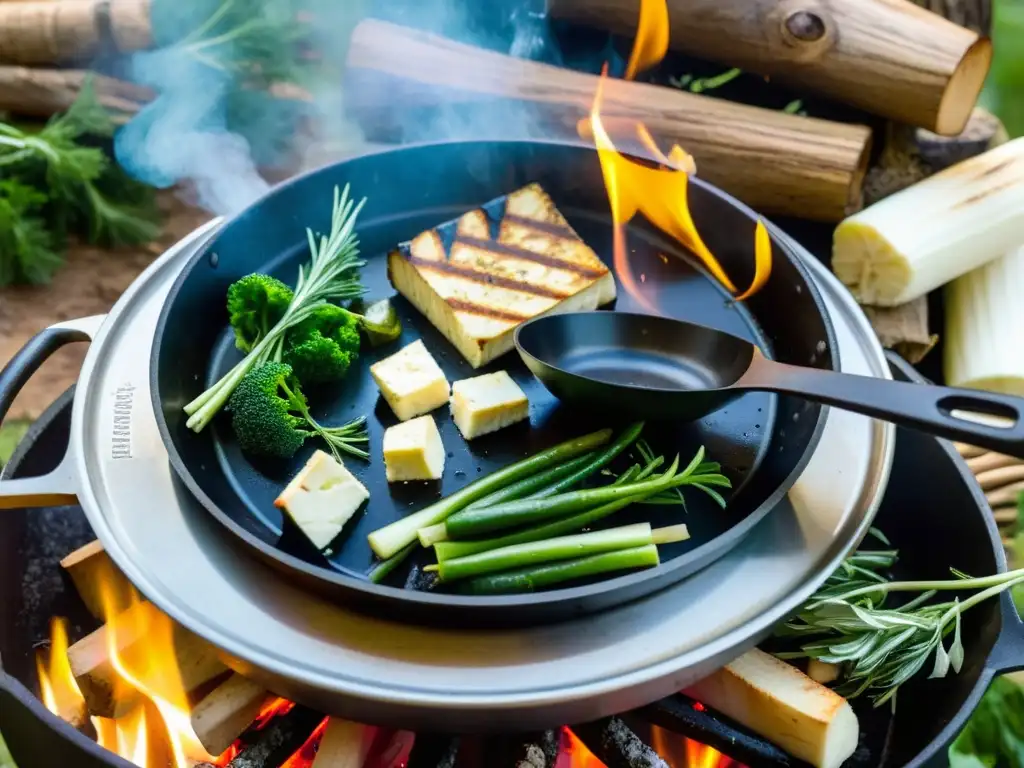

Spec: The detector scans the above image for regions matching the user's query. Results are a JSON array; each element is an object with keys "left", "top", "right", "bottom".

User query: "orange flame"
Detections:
[
  {"left": 560, "top": 728, "right": 607, "bottom": 768},
  {"left": 624, "top": 0, "right": 670, "bottom": 80},
  {"left": 586, "top": 0, "right": 772, "bottom": 303},
  {"left": 36, "top": 572, "right": 251, "bottom": 767},
  {"left": 279, "top": 716, "right": 330, "bottom": 768}
]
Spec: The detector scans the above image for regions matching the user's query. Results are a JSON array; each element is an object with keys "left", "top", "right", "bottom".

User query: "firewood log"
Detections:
[
  {"left": 60, "top": 540, "right": 137, "bottom": 620},
  {"left": 344, "top": 19, "right": 872, "bottom": 223},
  {"left": 547, "top": 0, "right": 991, "bottom": 135},
  {"left": 67, "top": 600, "right": 228, "bottom": 718},
  {"left": 0, "top": 67, "right": 150, "bottom": 121},
  {"left": 190, "top": 675, "right": 275, "bottom": 758},
  {"left": 0, "top": 0, "right": 151, "bottom": 66}
]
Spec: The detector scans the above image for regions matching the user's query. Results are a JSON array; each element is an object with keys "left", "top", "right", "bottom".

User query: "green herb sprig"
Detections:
[
  {"left": 774, "top": 529, "right": 1024, "bottom": 708},
  {"left": 183, "top": 184, "right": 367, "bottom": 433},
  {"left": 0, "top": 79, "right": 161, "bottom": 286}
]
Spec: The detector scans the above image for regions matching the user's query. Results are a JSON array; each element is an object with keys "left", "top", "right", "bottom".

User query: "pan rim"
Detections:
[
  {"left": 149, "top": 137, "right": 840, "bottom": 615},
  {"left": 58, "top": 203, "right": 893, "bottom": 720}
]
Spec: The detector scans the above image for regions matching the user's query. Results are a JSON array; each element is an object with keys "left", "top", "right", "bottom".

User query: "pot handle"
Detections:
[{"left": 0, "top": 316, "right": 105, "bottom": 508}]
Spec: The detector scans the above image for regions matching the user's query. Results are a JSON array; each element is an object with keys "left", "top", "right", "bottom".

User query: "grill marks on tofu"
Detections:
[{"left": 387, "top": 183, "right": 616, "bottom": 368}]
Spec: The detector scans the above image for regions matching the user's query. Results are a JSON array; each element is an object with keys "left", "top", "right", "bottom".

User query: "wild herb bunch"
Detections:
[
  {"left": 774, "top": 529, "right": 1024, "bottom": 708},
  {"left": 0, "top": 79, "right": 161, "bottom": 286}
]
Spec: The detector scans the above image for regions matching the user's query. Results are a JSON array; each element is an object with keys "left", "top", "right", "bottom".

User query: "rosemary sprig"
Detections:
[
  {"left": 774, "top": 529, "right": 1024, "bottom": 708},
  {"left": 182, "top": 184, "right": 367, "bottom": 433}
]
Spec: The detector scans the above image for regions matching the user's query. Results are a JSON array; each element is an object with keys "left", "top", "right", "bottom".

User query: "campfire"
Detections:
[{"left": 35, "top": 540, "right": 739, "bottom": 768}]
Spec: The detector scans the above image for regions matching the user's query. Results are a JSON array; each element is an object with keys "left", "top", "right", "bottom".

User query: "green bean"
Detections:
[
  {"left": 520, "top": 422, "right": 644, "bottom": 501},
  {"left": 464, "top": 452, "right": 598, "bottom": 510},
  {"left": 429, "top": 523, "right": 654, "bottom": 582},
  {"left": 434, "top": 465, "right": 659, "bottom": 562},
  {"left": 460, "top": 545, "right": 660, "bottom": 595},
  {"left": 367, "top": 541, "right": 417, "bottom": 584},
  {"left": 444, "top": 455, "right": 685, "bottom": 540},
  {"left": 367, "top": 428, "right": 613, "bottom": 559}
]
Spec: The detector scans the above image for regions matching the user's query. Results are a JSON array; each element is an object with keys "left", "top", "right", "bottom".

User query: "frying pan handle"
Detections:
[
  {"left": 743, "top": 357, "right": 1024, "bottom": 458},
  {"left": 0, "top": 316, "right": 105, "bottom": 508}
]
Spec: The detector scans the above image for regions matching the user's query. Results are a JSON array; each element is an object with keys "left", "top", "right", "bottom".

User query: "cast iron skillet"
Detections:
[
  {"left": 1, "top": 359, "right": 1022, "bottom": 767},
  {"left": 151, "top": 139, "right": 837, "bottom": 626}
]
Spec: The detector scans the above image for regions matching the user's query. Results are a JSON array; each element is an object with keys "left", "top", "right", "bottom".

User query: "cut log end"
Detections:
[{"left": 936, "top": 36, "right": 994, "bottom": 136}]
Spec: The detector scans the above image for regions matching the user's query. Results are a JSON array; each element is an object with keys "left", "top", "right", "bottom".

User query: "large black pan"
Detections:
[
  {"left": 1, "top": 356, "right": 1021, "bottom": 767},
  {"left": 151, "top": 139, "right": 837, "bottom": 626}
]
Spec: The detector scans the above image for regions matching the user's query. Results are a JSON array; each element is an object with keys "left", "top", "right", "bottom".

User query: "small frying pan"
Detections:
[
  {"left": 517, "top": 312, "right": 1024, "bottom": 457},
  {"left": 151, "top": 139, "right": 839, "bottom": 626}
]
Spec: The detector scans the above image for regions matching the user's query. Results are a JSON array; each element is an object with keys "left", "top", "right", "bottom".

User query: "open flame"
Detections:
[
  {"left": 34, "top": 570, "right": 313, "bottom": 768},
  {"left": 584, "top": 0, "right": 772, "bottom": 304}
]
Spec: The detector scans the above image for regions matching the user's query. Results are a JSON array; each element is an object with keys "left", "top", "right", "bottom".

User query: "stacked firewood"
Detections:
[
  {"left": 0, "top": 0, "right": 152, "bottom": 118},
  {"left": 954, "top": 443, "right": 1023, "bottom": 556},
  {"left": 56, "top": 539, "right": 410, "bottom": 767}
]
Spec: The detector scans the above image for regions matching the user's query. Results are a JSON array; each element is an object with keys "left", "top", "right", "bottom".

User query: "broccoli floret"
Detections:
[
  {"left": 227, "top": 361, "right": 369, "bottom": 461},
  {"left": 283, "top": 304, "right": 362, "bottom": 384},
  {"left": 227, "top": 274, "right": 294, "bottom": 353}
]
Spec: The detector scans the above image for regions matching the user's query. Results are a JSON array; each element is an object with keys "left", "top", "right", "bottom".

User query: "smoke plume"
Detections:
[{"left": 113, "top": 0, "right": 570, "bottom": 217}]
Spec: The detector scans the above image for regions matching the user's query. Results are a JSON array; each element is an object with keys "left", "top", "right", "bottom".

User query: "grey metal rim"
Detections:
[{"left": 51, "top": 218, "right": 892, "bottom": 729}]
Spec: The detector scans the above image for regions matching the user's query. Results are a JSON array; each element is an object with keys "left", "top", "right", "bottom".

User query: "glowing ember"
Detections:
[
  {"left": 279, "top": 716, "right": 330, "bottom": 768},
  {"left": 254, "top": 697, "right": 297, "bottom": 730},
  {"left": 651, "top": 727, "right": 738, "bottom": 768},
  {"left": 557, "top": 728, "right": 607, "bottom": 768},
  {"left": 585, "top": 0, "right": 772, "bottom": 303}
]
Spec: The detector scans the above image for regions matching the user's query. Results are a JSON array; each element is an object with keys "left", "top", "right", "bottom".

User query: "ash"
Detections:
[
  {"left": 18, "top": 505, "right": 97, "bottom": 644},
  {"left": 603, "top": 718, "right": 670, "bottom": 768}
]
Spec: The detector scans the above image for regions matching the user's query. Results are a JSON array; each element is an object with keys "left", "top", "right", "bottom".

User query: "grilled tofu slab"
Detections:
[{"left": 387, "top": 183, "right": 616, "bottom": 368}]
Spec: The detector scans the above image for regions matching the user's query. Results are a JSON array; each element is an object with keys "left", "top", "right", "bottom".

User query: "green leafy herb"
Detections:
[
  {"left": 783, "top": 99, "right": 807, "bottom": 115},
  {"left": 183, "top": 184, "right": 367, "bottom": 433},
  {"left": 774, "top": 530, "right": 1024, "bottom": 708},
  {"left": 0, "top": 78, "right": 161, "bottom": 286},
  {"left": 949, "top": 676, "right": 1024, "bottom": 768},
  {"left": 669, "top": 68, "right": 743, "bottom": 94}
]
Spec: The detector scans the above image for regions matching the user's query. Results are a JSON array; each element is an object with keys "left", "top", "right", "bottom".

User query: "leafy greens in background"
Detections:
[
  {"left": 983, "top": 0, "right": 1024, "bottom": 137},
  {"left": 948, "top": 491, "right": 1024, "bottom": 767},
  {"left": 950, "top": 677, "right": 1024, "bottom": 768},
  {"left": 0, "top": 79, "right": 161, "bottom": 287}
]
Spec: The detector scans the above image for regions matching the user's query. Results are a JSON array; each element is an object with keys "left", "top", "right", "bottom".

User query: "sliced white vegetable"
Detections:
[
  {"left": 807, "top": 659, "right": 841, "bottom": 685},
  {"left": 945, "top": 245, "right": 1024, "bottom": 396},
  {"left": 685, "top": 649, "right": 859, "bottom": 768},
  {"left": 275, "top": 450, "right": 369, "bottom": 550},
  {"left": 833, "top": 137, "right": 1024, "bottom": 306}
]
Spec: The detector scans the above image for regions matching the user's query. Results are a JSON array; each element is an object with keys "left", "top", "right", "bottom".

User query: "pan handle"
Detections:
[
  {"left": 0, "top": 316, "right": 105, "bottom": 508},
  {"left": 883, "top": 353, "right": 1024, "bottom": 675},
  {"left": 744, "top": 355, "right": 1024, "bottom": 458}
]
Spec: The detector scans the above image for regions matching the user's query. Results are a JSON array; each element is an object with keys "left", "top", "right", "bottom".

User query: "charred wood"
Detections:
[{"left": 571, "top": 718, "right": 669, "bottom": 768}]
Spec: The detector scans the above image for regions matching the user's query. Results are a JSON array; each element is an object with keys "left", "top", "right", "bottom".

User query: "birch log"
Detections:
[
  {"left": 345, "top": 19, "right": 873, "bottom": 222},
  {"left": 547, "top": 0, "right": 991, "bottom": 135}
]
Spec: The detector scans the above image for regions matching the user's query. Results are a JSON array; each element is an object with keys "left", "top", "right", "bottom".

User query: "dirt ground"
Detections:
[{"left": 0, "top": 191, "right": 211, "bottom": 420}]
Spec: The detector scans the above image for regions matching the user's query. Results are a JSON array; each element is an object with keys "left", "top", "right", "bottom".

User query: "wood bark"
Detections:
[
  {"left": 0, "top": 0, "right": 151, "bottom": 66},
  {"left": 907, "top": 0, "right": 991, "bottom": 34},
  {"left": 0, "top": 67, "right": 150, "bottom": 120},
  {"left": 345, "top": 19, "right": 873, "bottom": 222},
  {"left": 547, "top": 0, "right": 991, "bottom": 135}
]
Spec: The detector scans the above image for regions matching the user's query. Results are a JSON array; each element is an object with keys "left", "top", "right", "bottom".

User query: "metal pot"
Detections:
[{"left": 0, "top": 210, "right": 893, "bottom": 729}]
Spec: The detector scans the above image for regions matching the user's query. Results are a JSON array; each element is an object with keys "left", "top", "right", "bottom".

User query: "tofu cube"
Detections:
[
  {"left": 274, "top": 450, "right": 369, "bottom": 550},
  {"left": 450, "top": 370, "right": 529, "bottom": 440},
  {"left": 382, "top": 415, "right": 446, "bottom": 482},
  {"left": 369, "top": 339, "right": 450, "bottom": 421}
]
